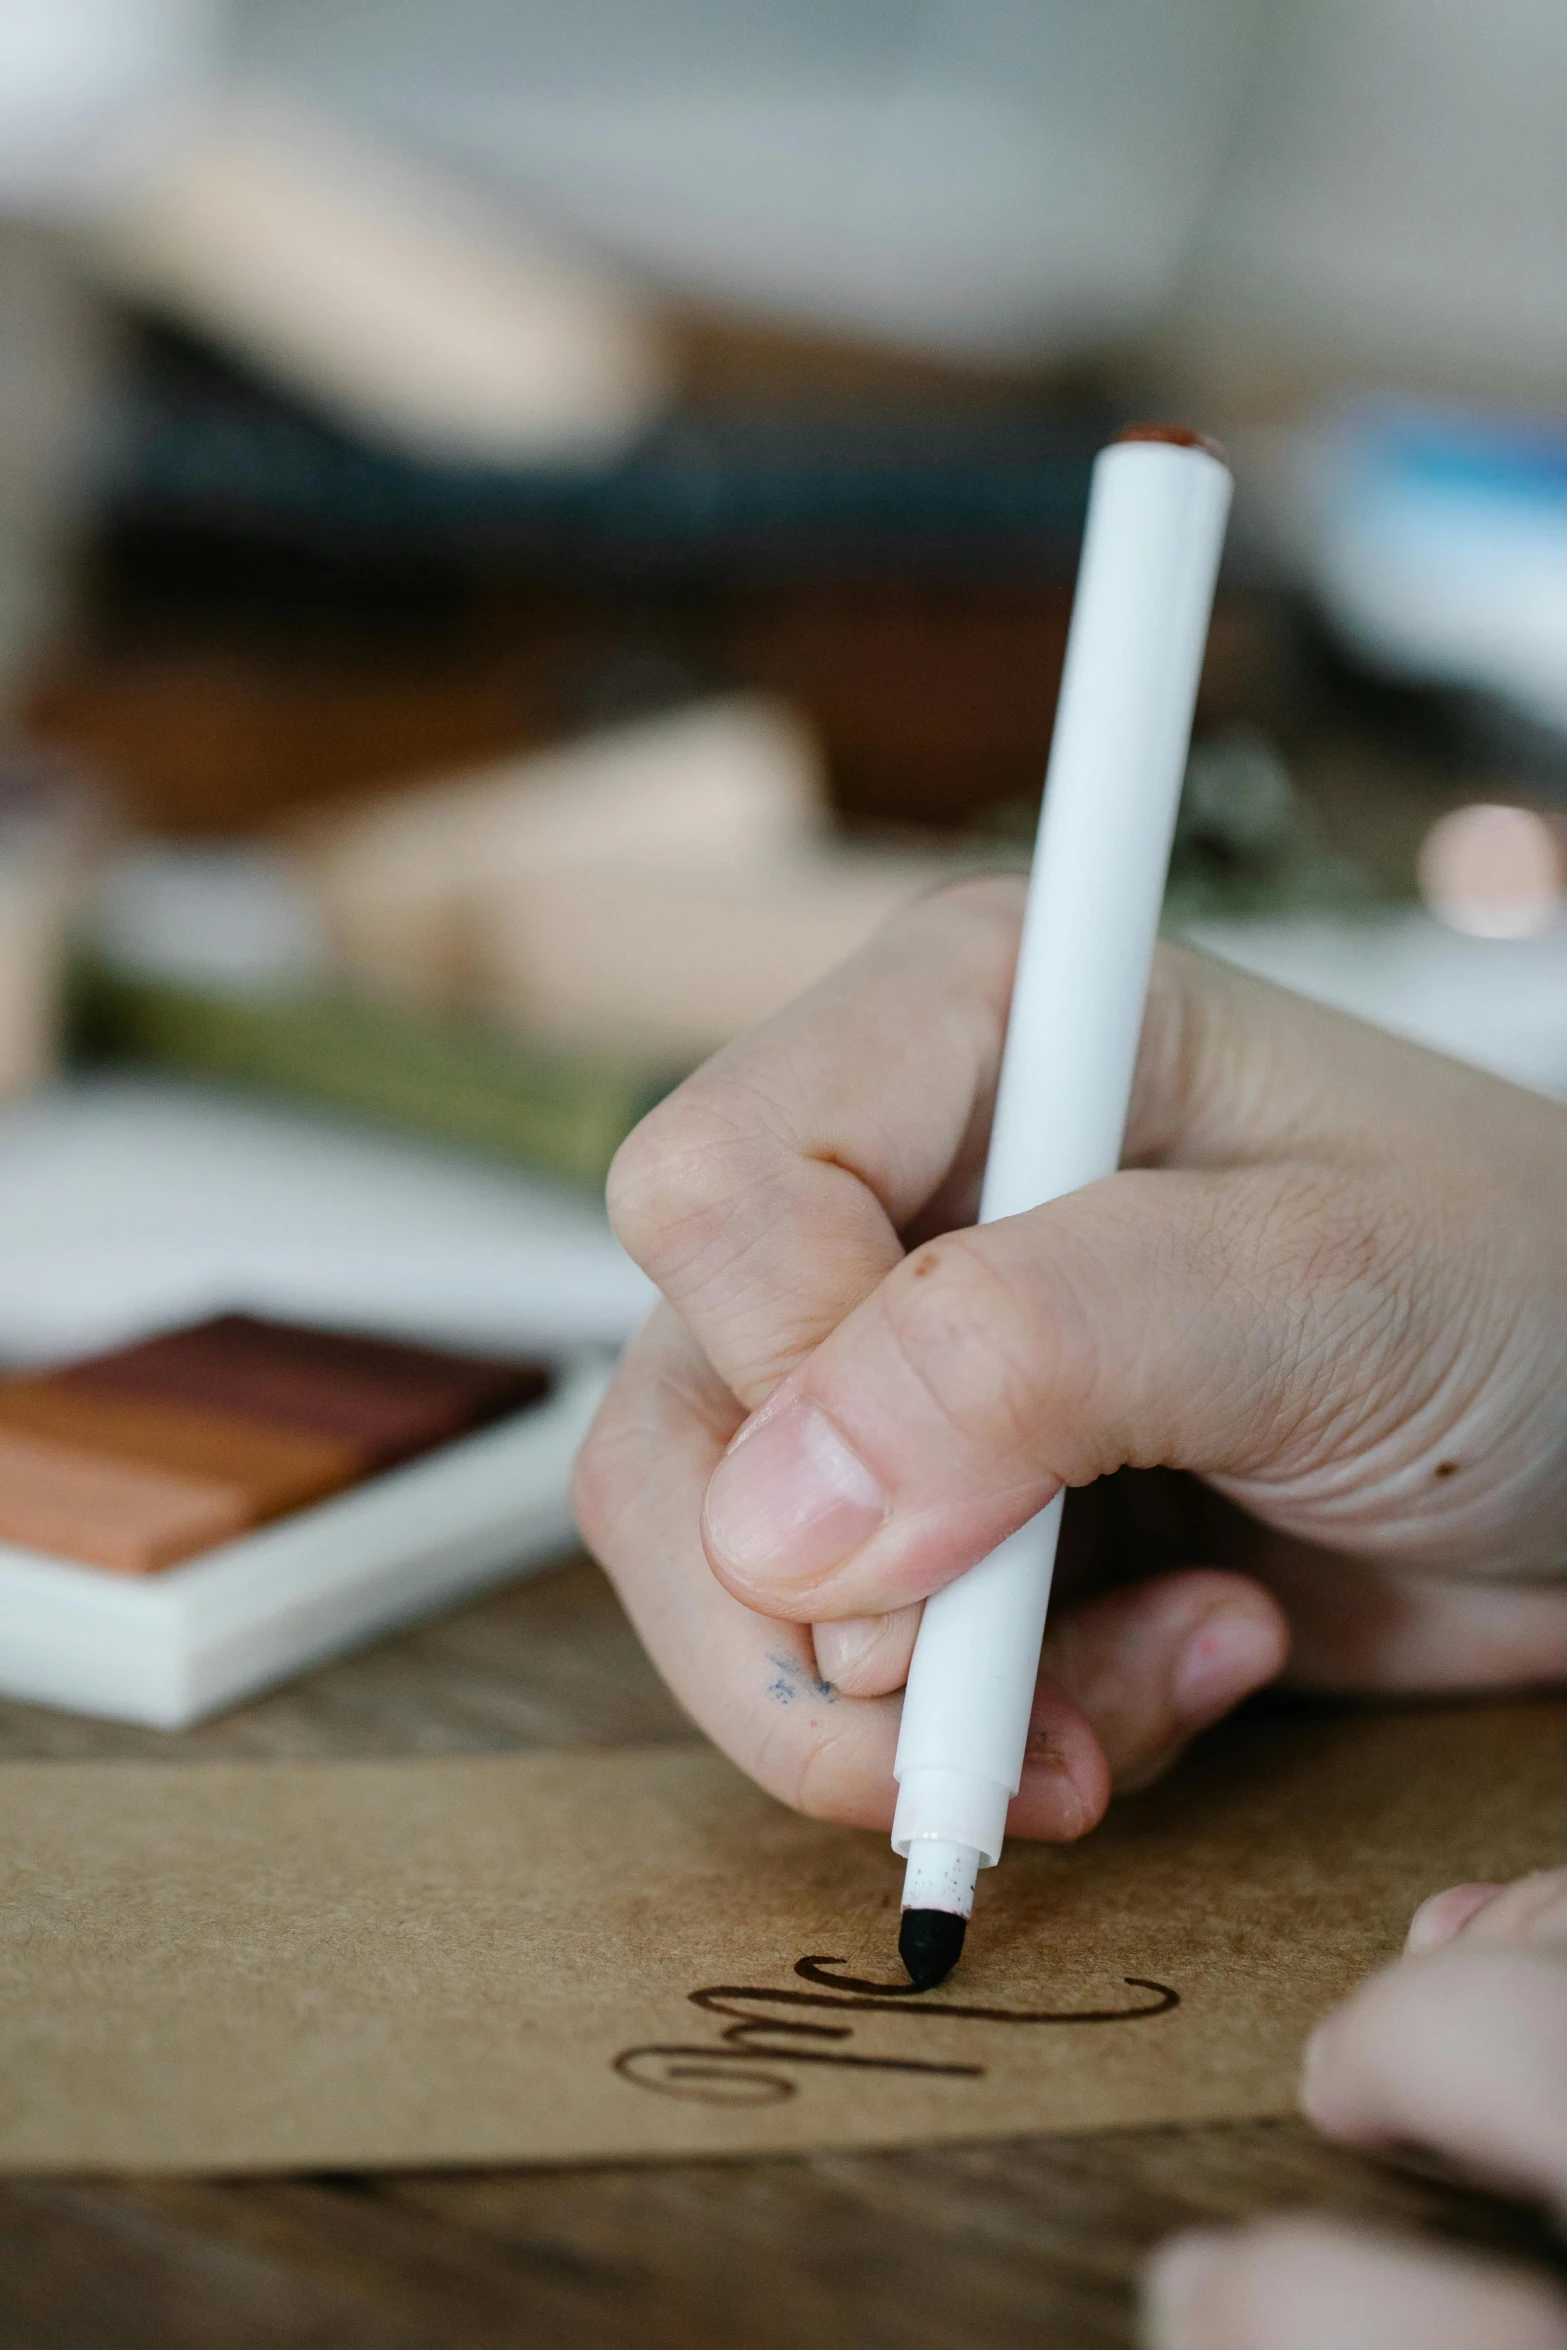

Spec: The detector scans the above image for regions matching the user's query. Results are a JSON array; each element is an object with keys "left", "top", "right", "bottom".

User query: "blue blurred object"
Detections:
[{"left": 1294, "top": 400, "right": 1567, "bottom": 752}]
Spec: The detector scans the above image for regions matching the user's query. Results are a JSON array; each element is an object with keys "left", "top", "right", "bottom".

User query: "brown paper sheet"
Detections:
[{"left": 1, "top": 1701, "right": 1560, "bottom": 2175}]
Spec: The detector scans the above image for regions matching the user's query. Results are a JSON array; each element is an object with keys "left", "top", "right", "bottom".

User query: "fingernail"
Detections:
[
  {"left": 1036, "top": 1758, "right": 1087, "bottom": 1841},
  {"left": 1140, "top": 2231, "right": 1229, "bottom": 2347},
  {"left": 703, "top": 1400, "right": 887, "bottom": 1593},
  {"left": 811, "top": 1616, "right": 886, "bottom": 1687},
  {"left": 1405, "top": 1881, "right": 1504, "bottom": 1955},
  {"left": 1172, "top": 1607, "right": 1282, "bottom": 1718}
]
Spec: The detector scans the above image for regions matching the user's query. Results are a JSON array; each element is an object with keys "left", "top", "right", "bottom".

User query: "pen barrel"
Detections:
[
  {"left": 892, "top": 1496, "right": 1063, "bottom": 1866},
  {"left": 894, "top": 438, "right": 1232, "bottom": 1863},
  {"left": 982, "top": 439, "right": 1232, "bottom": 1222}
]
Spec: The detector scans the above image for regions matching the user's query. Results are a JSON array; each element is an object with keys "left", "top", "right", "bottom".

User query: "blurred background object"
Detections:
[
  {"left": 0, "top": 223, "right": 106, "bottom": 710},
  {"left": 0, "top": 744, "right": 98, "bottom": 1101},
  {"left": 226, "top": 0, "right": 1266, "bottom": 366},
  {"left": 1, "top": 0, "right": 1566, "bottom": 1368},
  {"left": 1267, "top": 402, "right": 1567, "bottom": 756},
  {"left": 82, "top": 95, "right": 673, "bottom": 465},
  {"left": 296, "top": 697, "right": 947, "bottom": 1057},
  {"left": 1176, "top": 0, "right": 1567, "bottom": 402},
  {"left": 1418, "top": 803, "right": 1566, "bottom": 945},
  {"left": 0, "top": 1075, "right": 652, "bottom": 1362}
]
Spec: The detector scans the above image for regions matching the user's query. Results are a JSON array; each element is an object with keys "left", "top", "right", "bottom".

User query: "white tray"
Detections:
[{"left": 0, "top": 1354, "right": 610, "bottom": 1729}]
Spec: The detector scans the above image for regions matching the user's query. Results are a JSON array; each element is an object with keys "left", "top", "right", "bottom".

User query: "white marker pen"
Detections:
[{"left": 894, "top": 424, "right": 1233, "bottom": 1989}]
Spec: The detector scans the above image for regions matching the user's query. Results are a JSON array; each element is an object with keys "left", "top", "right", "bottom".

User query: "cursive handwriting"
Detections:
[{"left": 614, "top": 1954, "right": 1180, "bottom": 2104}]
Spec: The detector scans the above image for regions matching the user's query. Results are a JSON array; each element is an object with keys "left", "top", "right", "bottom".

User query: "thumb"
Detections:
[{"left": 698, "top": 1153, "right": 1407, "bottom": 1619}]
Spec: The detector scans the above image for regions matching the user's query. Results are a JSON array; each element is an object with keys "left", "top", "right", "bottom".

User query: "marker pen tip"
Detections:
[{"left": 898, "top": 1908, "right": 967, "bottom": 1991}]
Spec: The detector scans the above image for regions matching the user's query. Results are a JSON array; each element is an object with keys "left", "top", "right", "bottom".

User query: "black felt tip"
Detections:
[{"left": 899, "top": 1907, "right": 967, "bottom": 1991}]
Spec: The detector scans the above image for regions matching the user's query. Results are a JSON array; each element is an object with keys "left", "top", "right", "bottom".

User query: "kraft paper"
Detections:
[{"left": 0, "top": 1701, "right": 1559, "bottom": 2174}]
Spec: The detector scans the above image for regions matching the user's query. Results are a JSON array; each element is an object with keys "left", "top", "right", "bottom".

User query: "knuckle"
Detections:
[{"left": 606, "top": 1079, "right": 772, "bottom": 1282}]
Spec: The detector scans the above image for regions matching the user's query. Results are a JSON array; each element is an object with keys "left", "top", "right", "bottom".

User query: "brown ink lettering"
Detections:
[{"left": 614, "top": 1954, "right": 1180, "bottom": 2103}]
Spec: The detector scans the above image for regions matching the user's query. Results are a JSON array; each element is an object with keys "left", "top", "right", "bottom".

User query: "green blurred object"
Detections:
[
  {"left": 982, "top": 726, "right": 1380, "bottom": 925},
  {"left": 73, "top": 967, "right": 682, "bottom": 1188},
  {"left": 1162, "top": 729, "right": 1377, "bottom": 927}
]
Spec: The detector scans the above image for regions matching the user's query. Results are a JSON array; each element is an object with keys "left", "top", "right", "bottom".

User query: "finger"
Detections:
[
  {"left": 1257, "top": 1540, "right": 1567, "bottom": 1692},
  {"left": 696, "top": 1151, "right": 1442, "bottom": 1620},
  {"left": 1033, "top": 1569, "right": 1288, "bottom": 1791},
  {"left": 572, "top": 1304, "right": 1102, "bottom": 1839},
  {"left": 1143, "top": 2219, "right": 1567, "bottom": 2350},
  {"left": 1448, "top": 1866, "right": 1567, "bottom": 1952},
  {"left": 1302, "top": 1944, "right": 1567, "bottom": 2211},
  {"left": 811, "top": 1608, "right": 921, "bottom": 1698},
  {"left": 1405, "top": 1868, "right": 1567, "bottom": 1959},
  {"left": 809, "top": 1570, "right": 1289, "bottom": 1784},
  {"left": 1407, "top": 1883, "right": 1505, "bottom": 1953}
]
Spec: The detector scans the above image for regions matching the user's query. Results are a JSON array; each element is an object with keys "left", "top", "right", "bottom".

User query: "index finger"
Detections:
[{"left": 607, "top": 876, "right": 1019, "bottom": 1411}]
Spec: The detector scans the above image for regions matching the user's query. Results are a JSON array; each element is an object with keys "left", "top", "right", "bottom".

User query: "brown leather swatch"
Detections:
[
  {"left": 61, "top": 1314, "right": 551, "bottom": 1468},
  {"left": 0, "top": 1382, "right": 363, "bottom": 1525},
  {"left": 0, "top": 1425, "right": 252, "bottom": 1574}
]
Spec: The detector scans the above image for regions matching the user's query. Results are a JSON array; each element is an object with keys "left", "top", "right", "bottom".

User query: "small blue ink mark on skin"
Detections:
[{"left": 764, "top": 1650, "right": 837, "bottom": 1705}]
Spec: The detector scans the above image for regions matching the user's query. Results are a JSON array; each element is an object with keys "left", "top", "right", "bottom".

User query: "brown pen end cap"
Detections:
[{"left": 1114, "top": 421, "right": 1228, "bottom": 463}]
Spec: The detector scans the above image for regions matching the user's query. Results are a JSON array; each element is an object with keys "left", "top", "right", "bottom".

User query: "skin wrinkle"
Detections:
[
  {"left": 1061, "top": 1173, "right": 1313, "bottom": 1482},
  {"left": 1396, "top": 1444, "right": 1567, "bottom": 1583},
  {"left": 871, "top": 1225, "right": 1089, "bottom": 1481},
  {"left": 609, "top": 1124, "right": 784, "bottom": 1328},
  {"left": 1029, "top": 1200, "right": 1220, "bottom": 1478},
  {"left": 613, "top": 908, "right": 1007, "bottom": 1411},
  {"left": 1102, "top": 1175, "right": 1285, "bottom": 1472},
  {"left": 1218, "top": 1235, "right": 1567, "bottom": 1575},
  {"left": 1208, "top": 1166, "right": 1500, "bottom": 1511},
  {"left": 627, "top": 1065, "right": 834, "bottom": 1236},
  {"left": 624, "top": 1157, "right": 888, "bottom": 1413},
  {"left": 1251, "top": 1364, "right": 1559, "bottom": 1535}
]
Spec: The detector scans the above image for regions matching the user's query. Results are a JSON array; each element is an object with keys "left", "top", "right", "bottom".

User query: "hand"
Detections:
[
  {"left": 1142, "top": 1868, "right": 1567, "bottom": 2350},
  {"left": 574, "top": 876, "right": 1567, "bottom": 1837}
]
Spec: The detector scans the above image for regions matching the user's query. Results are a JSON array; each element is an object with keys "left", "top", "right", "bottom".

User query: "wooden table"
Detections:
[{"left": 0, "top": 1558, "right": 1556, "bottom": 2350}]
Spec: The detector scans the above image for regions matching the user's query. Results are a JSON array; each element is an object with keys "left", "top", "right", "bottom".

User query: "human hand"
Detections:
[
  {"left": 574, "top": 876, "right": 1567, "bottom": 1837},
  {"left": 1142, "top": 1868, "right": 1567, "bottom": 2349}
]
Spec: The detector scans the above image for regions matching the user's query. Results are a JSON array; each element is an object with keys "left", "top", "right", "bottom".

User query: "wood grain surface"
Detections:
[{"left": 0, "top": 1556, "right": 1558, "bottom": 2350}]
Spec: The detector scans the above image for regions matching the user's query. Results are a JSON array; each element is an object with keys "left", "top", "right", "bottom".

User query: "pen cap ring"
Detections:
[{"left": 891, "top": 1766, "right": 1009, "bottom": 1869}]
